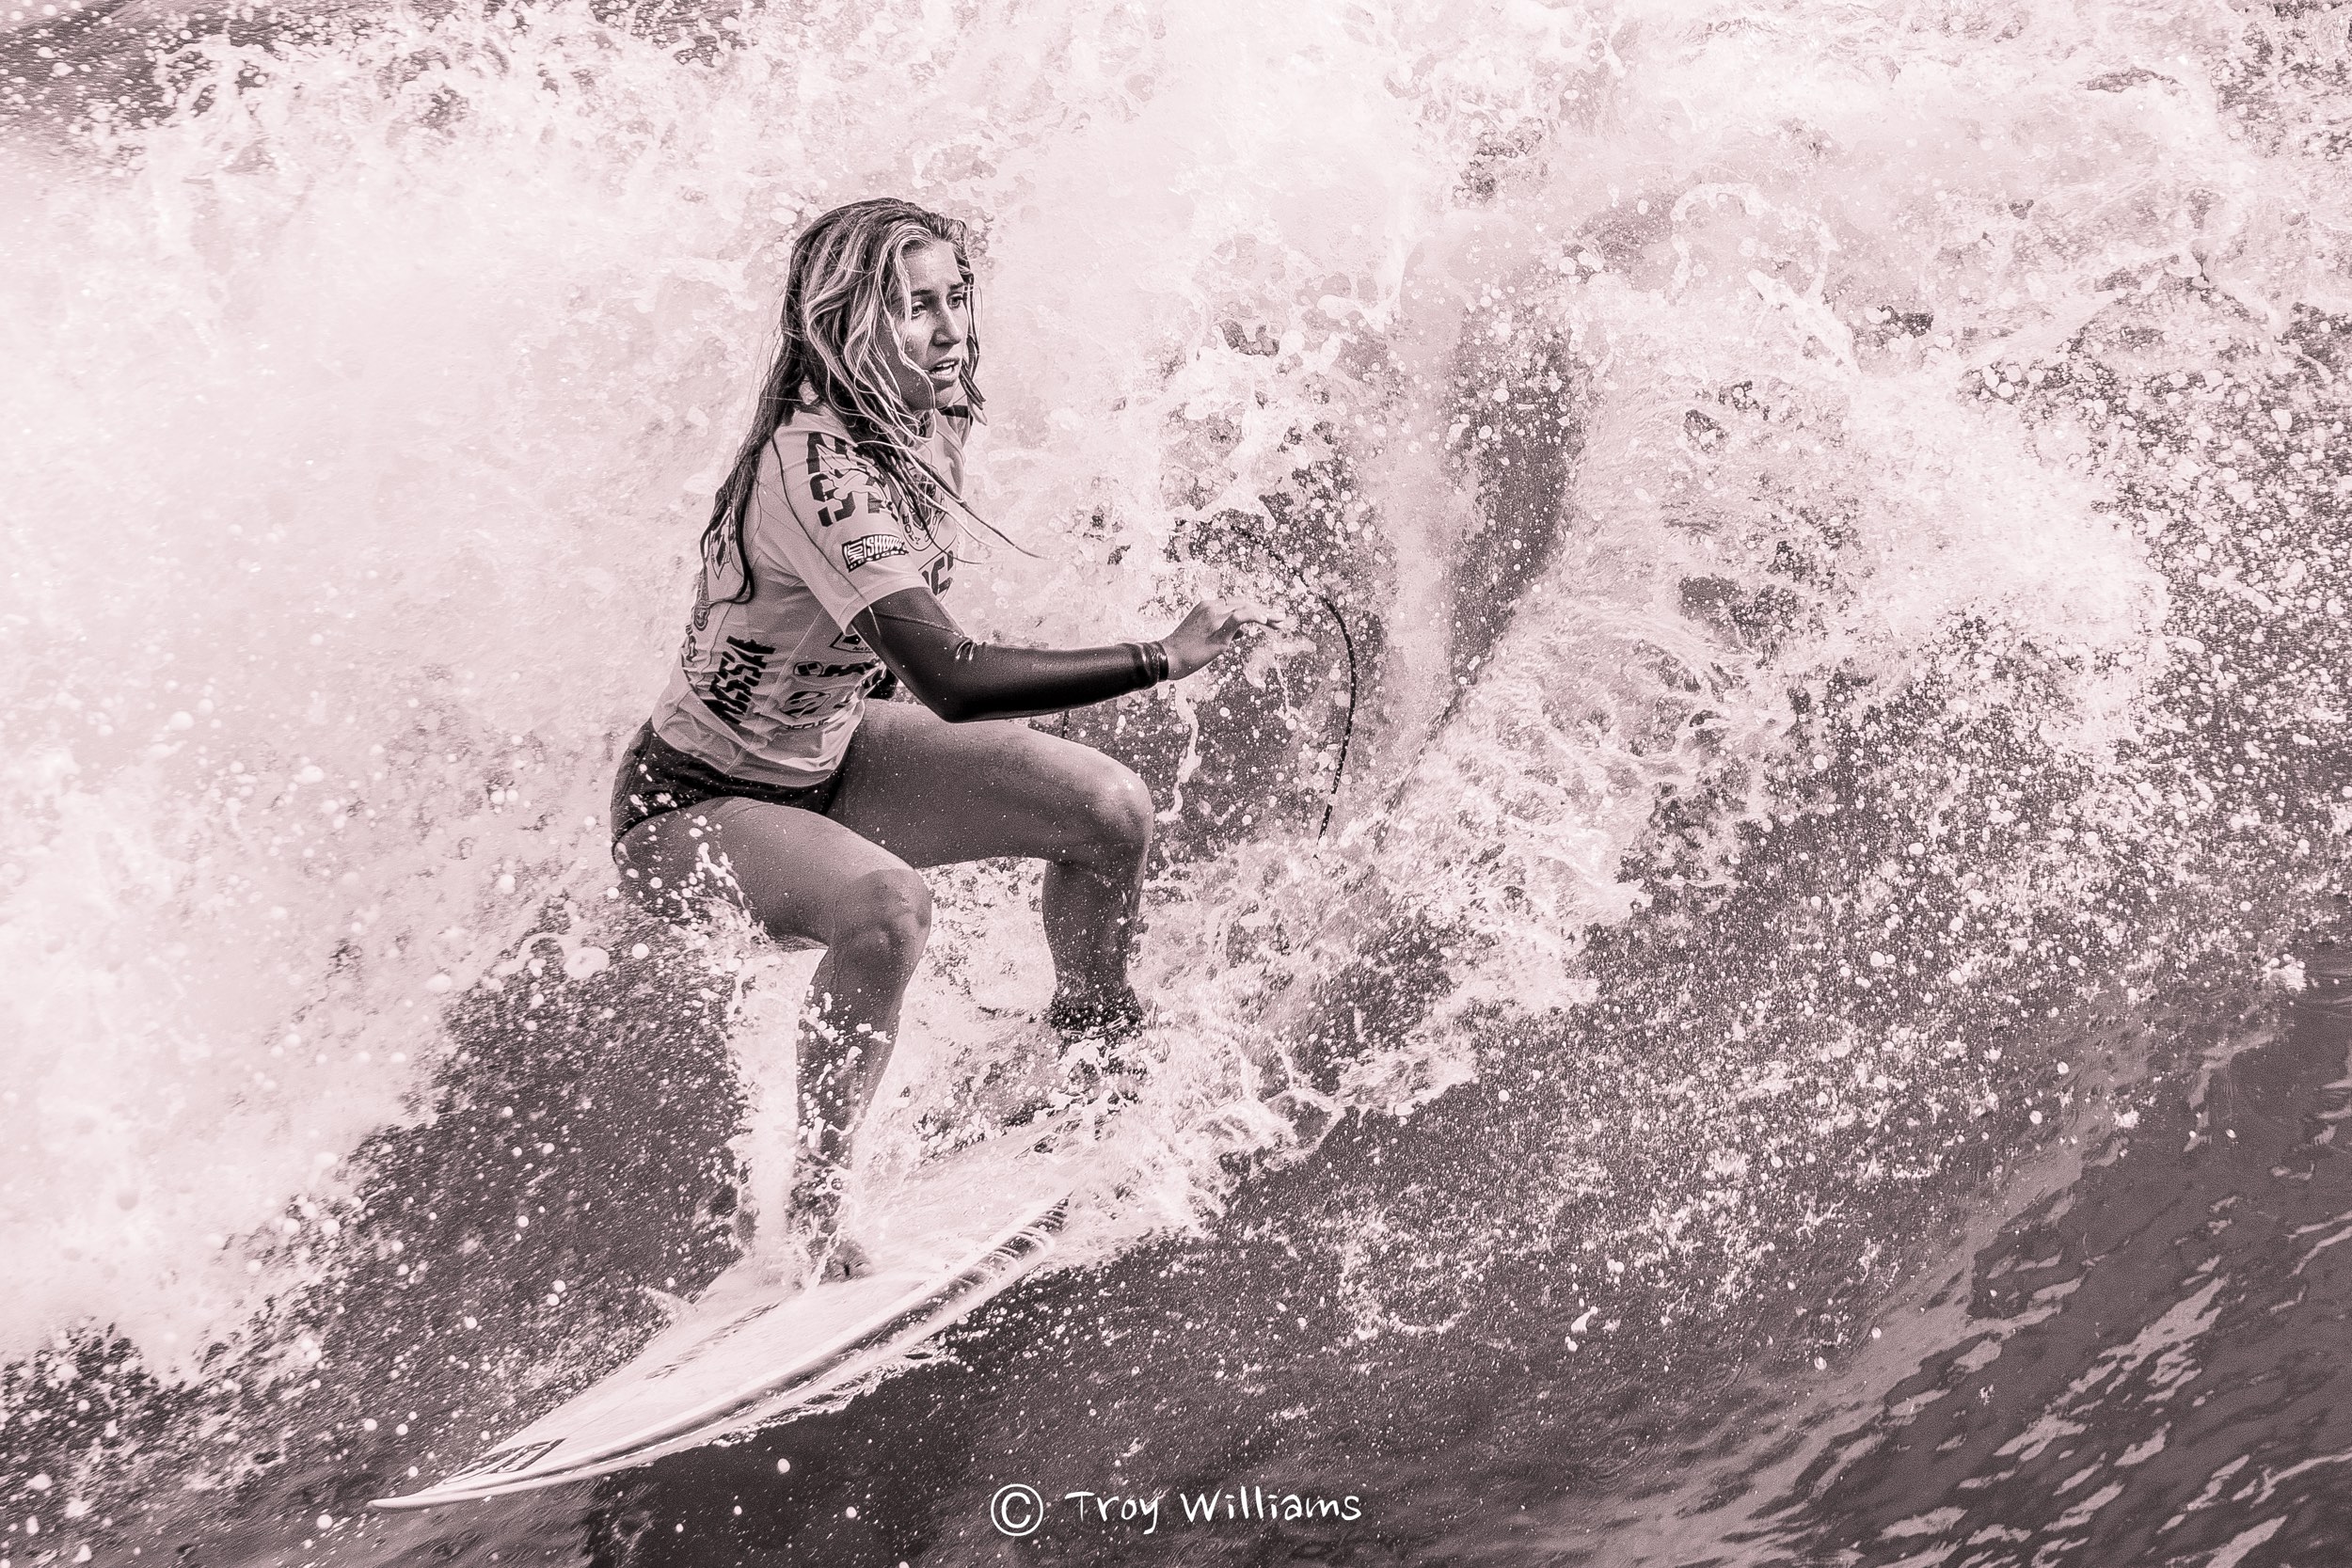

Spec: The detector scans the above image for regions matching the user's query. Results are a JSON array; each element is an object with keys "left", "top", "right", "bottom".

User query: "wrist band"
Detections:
[{"left": 1120, "top": 641, "right": 1171, "bottom": 689}]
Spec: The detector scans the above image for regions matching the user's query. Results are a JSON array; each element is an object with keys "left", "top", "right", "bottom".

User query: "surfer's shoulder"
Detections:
[{"left": 771, "top": 400, "right": 866, "bottom": 464}]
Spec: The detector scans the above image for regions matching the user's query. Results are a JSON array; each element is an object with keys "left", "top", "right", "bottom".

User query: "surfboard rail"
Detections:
[{"left": 370, "top": 1191, "right": 1070, "bottom": 1510}]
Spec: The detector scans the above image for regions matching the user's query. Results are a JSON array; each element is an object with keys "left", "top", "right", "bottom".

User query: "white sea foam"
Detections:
[{"left": 2, "top": 0, "right": 2344, "bottom": 1398}]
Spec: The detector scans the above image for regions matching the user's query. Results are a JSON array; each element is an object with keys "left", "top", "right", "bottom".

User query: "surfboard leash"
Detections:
[{"left": 1220, "top": 516, "right": 1358, "bottom": 841}]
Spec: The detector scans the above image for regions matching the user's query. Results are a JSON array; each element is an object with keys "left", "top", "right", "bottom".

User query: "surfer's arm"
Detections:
[{"left": 851, "top": 588, "right": 1167, "bottom": 723}]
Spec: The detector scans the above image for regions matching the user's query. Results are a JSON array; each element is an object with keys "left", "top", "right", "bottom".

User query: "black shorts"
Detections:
[{"left": 608, "top": 721, "right": 845, "bottom": 848}]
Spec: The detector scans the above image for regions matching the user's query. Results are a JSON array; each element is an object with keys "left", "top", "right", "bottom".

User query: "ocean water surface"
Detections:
[{"left": 5, "top": 0, "right": 2351, "bottom": 1563}]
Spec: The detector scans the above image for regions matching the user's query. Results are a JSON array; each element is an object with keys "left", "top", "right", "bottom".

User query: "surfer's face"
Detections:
[{"left": 889, "top": 240, "right": 971, "bottom": 415}]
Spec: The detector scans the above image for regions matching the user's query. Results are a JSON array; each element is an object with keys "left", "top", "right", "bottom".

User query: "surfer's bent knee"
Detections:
[
  {"left": 1070, "top": 760, "right": 1153, "bottom": 864},
  {"left": 815, "top": 866, "right": 932, "bottom": 970}
]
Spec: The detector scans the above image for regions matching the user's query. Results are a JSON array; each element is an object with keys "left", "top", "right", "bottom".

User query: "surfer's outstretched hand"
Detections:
[{"left": 1162, "top": 598, "right": 1286, "bottom": 679}]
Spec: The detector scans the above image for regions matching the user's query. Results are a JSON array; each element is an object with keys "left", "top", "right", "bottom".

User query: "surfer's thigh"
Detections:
[
  {"left": 826, "top": 700, "right": 1153, "bottom": 872},
  {"left": 612, "top": 797, "right": 928, "bottom": 950}
]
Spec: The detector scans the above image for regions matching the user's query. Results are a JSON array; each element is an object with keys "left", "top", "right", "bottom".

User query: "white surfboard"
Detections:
[{"left": 371, "top": 1112, "right": 1088, "bottom": 1511}]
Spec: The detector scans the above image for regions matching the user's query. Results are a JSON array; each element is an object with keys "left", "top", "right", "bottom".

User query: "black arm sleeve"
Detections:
[{"left": 851, "top": 587, "right": 1167, "bottom": 723}]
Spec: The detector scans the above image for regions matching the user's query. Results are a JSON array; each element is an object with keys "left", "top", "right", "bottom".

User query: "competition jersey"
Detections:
[{"left": 649, "top": 400, "right": 968, "bottom": 786}]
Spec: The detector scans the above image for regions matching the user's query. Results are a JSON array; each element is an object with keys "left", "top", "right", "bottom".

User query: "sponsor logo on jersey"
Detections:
[
  {"left": 804, "top": 431, "right": 883, "bottom": 529},
  {"left": 703, "top": 634, "right": 776, "bottom": 723},
  {"left": 842, "top": 532, "right": 910, "bottom": 572},
  {"left": 792, "top": 659, "right": 875, "bottom": 679}
]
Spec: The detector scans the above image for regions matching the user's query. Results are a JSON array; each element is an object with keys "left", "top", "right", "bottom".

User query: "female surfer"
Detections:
[{"left": 611, "top": 198, "right": 1273, "bottom": 1285}]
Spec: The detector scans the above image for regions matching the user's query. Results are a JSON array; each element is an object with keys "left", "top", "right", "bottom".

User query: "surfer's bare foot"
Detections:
[
  {"left": 781, "top": 1160, "right": 878, "bottom": 1285},
  {"left": 773, "top": 1212, "right": 874, "bottom": 1288},
  {"left": 1046, "top": 986, "right": 1148, "bottom": 1104},
  {"left": 816, "top": 1233, "right": 875, "bottom": 1283},
  {"left": 1046, "top": 984, "right": 1149, "bottom": 1107},
  {"left": 750, "top": 1225, "right": 874, "bottom": 1290},
  {"left": 1046, "top": 984, "right": 1146, "bottom": 1058}
]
